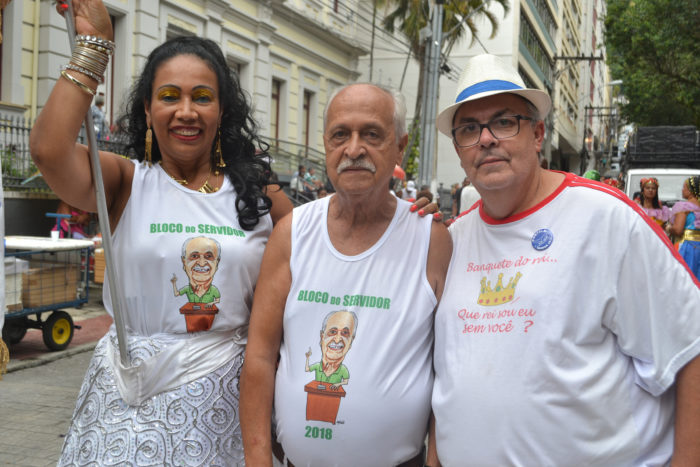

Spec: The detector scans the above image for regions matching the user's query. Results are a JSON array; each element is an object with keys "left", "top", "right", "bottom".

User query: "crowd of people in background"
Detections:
[{"left": 290, "top": 164, "right": 329, "bottom": 200}]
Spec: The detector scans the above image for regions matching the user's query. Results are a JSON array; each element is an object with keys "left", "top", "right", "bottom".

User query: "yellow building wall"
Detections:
[{"left": 21, "top": 0, "right": 38, "bottom": 117}]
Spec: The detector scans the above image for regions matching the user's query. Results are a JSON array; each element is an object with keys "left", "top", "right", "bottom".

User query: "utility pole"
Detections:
[
  {"left": 418, "top": 0, "right": 444, "bottom": 190},
  {"left": 548, "top": 55, "right": 605, "bottom": 170}
]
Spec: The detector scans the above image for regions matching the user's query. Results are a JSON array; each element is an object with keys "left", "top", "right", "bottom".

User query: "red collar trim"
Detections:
[{"left": 478, "top": 171, "right": 572, "bottom": 225}]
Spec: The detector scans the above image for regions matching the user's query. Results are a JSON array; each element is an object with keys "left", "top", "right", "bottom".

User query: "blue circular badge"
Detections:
[{"left": 531, "top": 228, "right": 554, "bottom": 251}]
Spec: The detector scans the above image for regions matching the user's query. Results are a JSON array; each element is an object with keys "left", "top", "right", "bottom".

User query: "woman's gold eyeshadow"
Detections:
[
  {"left": 157, "top": 87, "right": 180, "bottom": 100},
  {"left": 193, "top": 89, "right": 214, "bottom": 100}
]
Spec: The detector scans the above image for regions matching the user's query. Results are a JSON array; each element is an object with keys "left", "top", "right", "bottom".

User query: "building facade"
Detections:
[
  {"left": 1, "top": 0, "right": 368, "bottom": 178},
  {"left": 0, "top": 0, "right": 369, "bottom": 234},
  {"left": 356, "top": 0, "right": 612, "bottom": 190},
  {"left": 1, "top": 0, "right": 614, "bottom": 227}
]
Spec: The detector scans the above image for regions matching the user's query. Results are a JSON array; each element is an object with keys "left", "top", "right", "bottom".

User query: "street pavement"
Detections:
[{"left": 0, "top": 285, "right": 111, "bottom": 466}]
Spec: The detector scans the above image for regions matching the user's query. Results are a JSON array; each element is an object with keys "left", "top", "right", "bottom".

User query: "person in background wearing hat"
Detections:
[
  {"left": 402, "top": 179, "right": 418, "bottom": 201},
  {"left": 431, "top": 53, "right": 700, "bottom": 465}
]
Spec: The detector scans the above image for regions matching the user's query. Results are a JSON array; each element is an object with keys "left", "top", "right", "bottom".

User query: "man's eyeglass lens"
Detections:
[{"left": 452, "top": 115, "right": 532, "bottom": 147}]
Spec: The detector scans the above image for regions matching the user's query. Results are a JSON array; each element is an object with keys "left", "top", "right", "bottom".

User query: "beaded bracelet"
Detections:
[
  {"left": 75, "top": 34, "right": 115, "bottom": 54},
  {"left": 60, "top": 70, "right": 96, "bottom": 96},
  {"left": 63, "top": 64, "right": 102, "bottom": 84}
]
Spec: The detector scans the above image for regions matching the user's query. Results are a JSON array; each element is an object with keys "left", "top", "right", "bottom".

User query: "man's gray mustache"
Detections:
[{"left": 337, "top": 158, "right": 377, "bottom": 174}]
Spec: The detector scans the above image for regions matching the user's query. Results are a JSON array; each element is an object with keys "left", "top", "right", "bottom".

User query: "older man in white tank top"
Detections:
[{"left": 241, "top": 83, "right": 452, "bottom": 467}]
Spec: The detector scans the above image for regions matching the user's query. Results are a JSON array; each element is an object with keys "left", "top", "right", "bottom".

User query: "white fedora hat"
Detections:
[{"left": 436, "top": 54, "right": 551, "bottom": 136}]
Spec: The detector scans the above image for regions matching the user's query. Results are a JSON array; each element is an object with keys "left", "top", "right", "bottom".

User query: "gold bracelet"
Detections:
[
  {"left": 71, "top": 54, "right": 105, "bottom": 77},
  {"left": 60, "top": 70, "right": 96, "bottom": 96}
]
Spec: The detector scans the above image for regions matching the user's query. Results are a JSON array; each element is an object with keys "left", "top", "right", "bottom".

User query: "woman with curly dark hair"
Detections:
[{"left": 30, "top": 1, "right": 291, "bottom": 465}]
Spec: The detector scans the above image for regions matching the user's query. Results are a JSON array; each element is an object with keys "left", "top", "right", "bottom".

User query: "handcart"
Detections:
[{"left": 3, "top": 236, "right": 93, "bottom": 351}]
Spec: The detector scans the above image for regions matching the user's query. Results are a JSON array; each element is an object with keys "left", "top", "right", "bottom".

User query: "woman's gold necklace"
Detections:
[{"left": 160, "top": 163, "right": 220, "bottom": 193}]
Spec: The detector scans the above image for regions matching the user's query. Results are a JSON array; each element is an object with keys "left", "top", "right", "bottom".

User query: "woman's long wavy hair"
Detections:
[{"left": 117, "top": 36, "right": 272, "bottom": 230}]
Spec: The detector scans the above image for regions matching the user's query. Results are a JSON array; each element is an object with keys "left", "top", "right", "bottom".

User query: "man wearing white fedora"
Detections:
[{"left": 431, "top": 54, "right": 700, "bottom": 465}]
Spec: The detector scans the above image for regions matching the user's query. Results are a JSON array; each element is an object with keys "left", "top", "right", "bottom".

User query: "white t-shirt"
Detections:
[
  {"left": 433, "top": 172, "right": 700, "bottom": 466},
  {"left": 459, "top": 184, "right": 481, "bottom": 213},
  {"left": 275, "top": 196, "right": 437, "bottom": 467}
]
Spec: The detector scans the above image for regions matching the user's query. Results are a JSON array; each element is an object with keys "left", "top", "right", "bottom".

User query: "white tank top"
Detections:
[
  {"left": 274, "top": 195, "right": 436, "bottom": 467},
  {"left": 103, "top": 161, "right": 272, "bottom": 336}
]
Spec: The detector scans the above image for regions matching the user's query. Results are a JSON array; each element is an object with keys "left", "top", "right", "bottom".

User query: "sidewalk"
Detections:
[{"left": 5, "top": 284, "right": 112, "bottom": 373}]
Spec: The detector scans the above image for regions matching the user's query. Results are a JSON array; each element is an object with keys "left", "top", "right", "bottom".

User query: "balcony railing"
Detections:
[
  {"left": 0, "top": 114, "right": 327, "bottom": 204},
  {"left": 263, "top": 137, "right": 327, "bottom": 181},
  {"left": 0, "top": 114, "right": 130, "bottom": 193}
]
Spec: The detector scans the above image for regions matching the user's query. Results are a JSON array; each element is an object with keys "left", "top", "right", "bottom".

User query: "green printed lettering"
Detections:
[
  {"left": 336, "top": 294, "right": 391, "bottom": 310},
  {"left": 304, "top": 426, "right": 332, "bottom": 440},
  {"left": 193, "top": 224, "right": 246, "bottom": 237},
  {"left": 149, "top": 223, "right": 184, "bottom": 233},
  {"left": 297, "top": 289, "right": 330, "bottom": 304}
]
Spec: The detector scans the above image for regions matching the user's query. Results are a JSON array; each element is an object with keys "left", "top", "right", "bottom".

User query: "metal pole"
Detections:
[
  {"left": 418, "top": 1, "right": 444, "bottom": 189},
  {"left": 63, "top": 0, "right": 129, "bottom": 366},
  {"left": 418, "top": 26, "right": 432, "bottom": 187},
  {"left": 581, "top": 106, "right": 589, "bottom": 174},
  {"left": 427, "top": 1, "right": 444, "bottom": 188}
]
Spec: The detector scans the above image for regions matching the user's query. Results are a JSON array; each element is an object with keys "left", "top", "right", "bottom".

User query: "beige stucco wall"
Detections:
[{"left": 4, "top": 0, "right": 367, "bottom": 157}]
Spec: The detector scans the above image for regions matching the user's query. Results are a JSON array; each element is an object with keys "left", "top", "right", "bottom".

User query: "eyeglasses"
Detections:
[{"left": 451, "top": 115, "right": 534, "bottom": 148}]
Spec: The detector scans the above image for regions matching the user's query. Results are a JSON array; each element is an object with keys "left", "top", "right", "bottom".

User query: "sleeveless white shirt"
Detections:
[
  {"left": 104, "top": 161, "right": 271, "bottom": 336},
  {"left": 274, "top": 196, "right": 436, "bottom": 467},
  {"left": 102, "top": 161, "right": 272, "bottom": 403}
]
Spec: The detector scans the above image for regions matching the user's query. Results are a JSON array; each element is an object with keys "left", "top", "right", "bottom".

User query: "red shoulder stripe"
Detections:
[{"left": 569, "top": 174, "right": 700, "bottom": 287}]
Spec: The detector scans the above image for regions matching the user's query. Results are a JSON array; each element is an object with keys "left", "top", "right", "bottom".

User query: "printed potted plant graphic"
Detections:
[{"left": 178, "top": 301, "right": 219, "bottom": 333}]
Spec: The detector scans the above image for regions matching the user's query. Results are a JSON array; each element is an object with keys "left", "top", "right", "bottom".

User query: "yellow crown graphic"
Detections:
[{"left": 478, "top": 272, "right": 522, "bottom": 306}]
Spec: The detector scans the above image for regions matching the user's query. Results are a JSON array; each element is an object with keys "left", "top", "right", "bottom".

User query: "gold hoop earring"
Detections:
[
  {"left": 216, "top": 129, "right": 226, "bottom": 172},
  {"left": 145, "top": 126, "right": 152, "bottom": 166}
]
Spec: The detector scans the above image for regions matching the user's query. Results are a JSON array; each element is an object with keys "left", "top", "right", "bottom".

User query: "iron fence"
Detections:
[
  {"left": 0, "top": 113, "right": 130, "bottom": 193},
  {"left": 262, "top": 137, "right": 327, "bottom": 182},
  {"left": 0, "top": 113, "right": 326, "bottom": 201}
]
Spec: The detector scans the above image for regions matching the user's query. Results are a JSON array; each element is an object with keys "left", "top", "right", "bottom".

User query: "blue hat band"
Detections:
[{"left": 455, "top": 80, "right": 523, "bottom": 103}]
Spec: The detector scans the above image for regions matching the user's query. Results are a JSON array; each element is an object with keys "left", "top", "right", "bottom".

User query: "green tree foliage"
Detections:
[
  {"left": 381, "top": 0, "right": 509, "bottom": 167},
  {"left": 404, "top": 122, "right": 420, "bottom": 178},
  {"left": 605, "top": 0, "right": 700, "bottom": 126}
]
